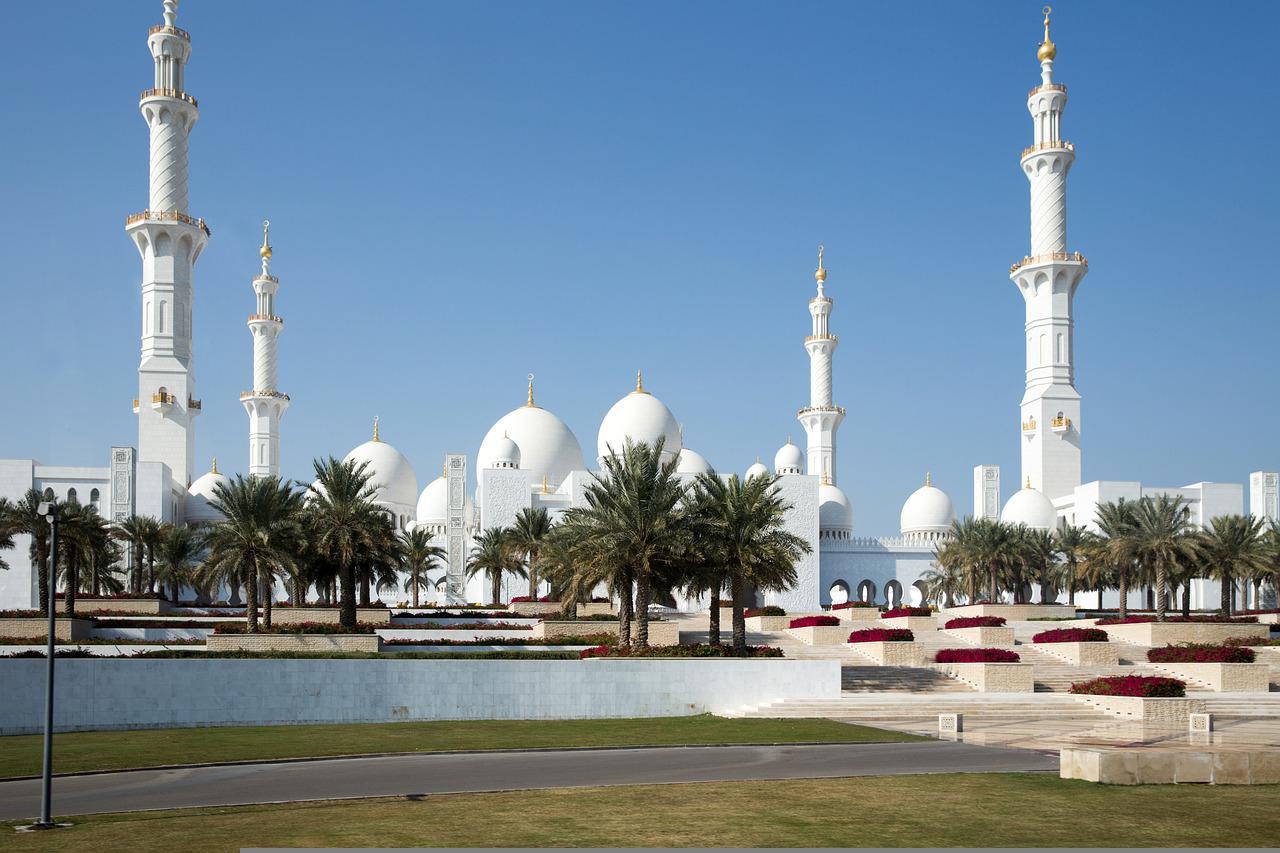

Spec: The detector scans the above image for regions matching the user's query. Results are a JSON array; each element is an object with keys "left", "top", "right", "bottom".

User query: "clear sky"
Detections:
[{"left": 1, "top": 1, "right": 1276, "bottom": 534}]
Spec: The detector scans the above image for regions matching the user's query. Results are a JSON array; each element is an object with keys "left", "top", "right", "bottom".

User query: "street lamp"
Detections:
[{"left": 34, "top": 500, "right": 60, "bottom": 829}]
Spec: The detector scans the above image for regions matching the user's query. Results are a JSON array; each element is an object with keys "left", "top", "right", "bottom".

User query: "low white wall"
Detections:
[
  {"left": 376, "top": 629, "right": 535, "bottom": 641},
  {"left": 0, "top": 658, "right": 841, "bottom": 734},
  {"left": 92, "top": 627, "right": 210, "bottom": 641}
]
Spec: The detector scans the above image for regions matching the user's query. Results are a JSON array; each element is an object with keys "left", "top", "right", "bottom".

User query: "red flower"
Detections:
[
  {"left": 1033, "top": 627, "right": 1109, "bottom": 643},
  {"left": 1147, "top": 643, "right": 1256, "bottom": 664},
  {"left": 788, "top": 615, "right": 840, "bottom": 628},
  {"left": 1069, "top": 675, "right": 1186, "bottom": 697},
  {"left": 830, "top": 601, "right": 877, "bottom": 610},
  {"left": 847, "top": 628, "right": 914, "bottom": 643},
  {"left": 934, "top": 648, "right": 1020, "bottom": 663},
  {"left": 944, "top": 616, "right": 1006, "bottom": 629},
  {"left": 882, "top": 607, "right": 932, "bottom": 619}
]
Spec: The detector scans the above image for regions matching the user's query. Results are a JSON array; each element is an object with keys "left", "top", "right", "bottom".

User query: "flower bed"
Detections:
[
  {"left": 273, "top": 600, "right": 388, "bottom": 608},
  {"left": 511, "top": 595, "right": 557, "bottom": 603},
  {"left": 744, "top": 606, "right": 786, "bottom": 618},
  {"left": 934, "top": 648, "right": 1020, "bottom": 663},
  {"left": 1033, "top": 627, "right": 1109, "bottom": 643},
  {"left": 1225, "top": 636, "right": 1280, "bottom": 647},
  {"left": 213, "top": 621, "right": 380, "bottom": 635},
  {"left": 1069, "top": 675, "right": 1186, "bottom": 698},
  {"left": 830, "top": 601, "right": 878, "bottom": 610},
  {"left": 579, "top": 643, "right": 784, "bottom": 659},
  {"left": 1096, "top": 614, "right": 1258, "bottom": 625},
  {"left": 1147, "top": 643, "right": 1256, "bottom": 663},
  {"left": 404, "top": 621, "right": 531, "bottom": 631},
  {"left": 384, "top": 633, "right": 613, "bottom": 647},
  {"left": 882, "top": 607, "right": 931, "bottom": 618},
  {"left": 392, "top": 610, "right": 512, "bottom": 619},
  {"left": 943, "top": 616, "right": 1006, "bottom": 629},
  {"left": 847, "top": 628, "right": 914, "bottom": 643},
  {"left": 788, "top": 615, "right": 839, "bottom": 628}
]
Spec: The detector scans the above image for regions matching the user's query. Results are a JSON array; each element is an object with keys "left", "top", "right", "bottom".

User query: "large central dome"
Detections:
[
  {"left": 476, "top": 379, "right": 585, "bottom": 490},
  {"left": 597, "top": 371, "right": 681, "bottom": 464}
]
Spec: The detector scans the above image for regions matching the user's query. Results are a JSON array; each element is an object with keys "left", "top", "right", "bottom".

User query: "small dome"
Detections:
[
  {"left": 477, "top": 402, "right": 584, "bottom": 490},
  {"left": 490, "top": 434, "right": 521, "bottom": 468},
  {"left": 819, "top": 482, "right": 854, "bottom": 538},
  {"left": 774, "top": 440, "right": 804, "bottom": 474},
  {"left": 186, "top": 467, "right": 231, "bottom": 521},
  {"left": 597, "top": 373, "right": 681, "bottom": 463},
  {"left": 343, "top": 437, "right": 418, "bottom": 511},
  {"left": 676, "top": 447, "right": 712, "bottom": 475},
  {"left": 745, "top": 460, "right": 770, "bottom": 480},
  {"left": 1001, "top": 482, "right": 1057, "bottom": 531},
  {"left": 415, "top": 475, "right": 474, "bottom": 534},
  {"left": 305, "top": 478, "right": 327, "bottom": 503},
  {"left": 900, "top": 475, "right": 954, "bottom": 538}
]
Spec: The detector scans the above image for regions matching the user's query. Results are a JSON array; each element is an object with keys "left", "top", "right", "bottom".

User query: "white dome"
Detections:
[
  {"left": 415, "top": 475, "right": 474, "bottom": 533},
  {"left": 305, "top": 478, "right": 327, "bottom": 503},
  {"left": 490, "top": 434, "right": 521, "bottom": 468},
  {"left": 343, "top": 438, "right": 418, "bottom": 511},
  {"left": 597, "top": 374, "right": 681, "bottom": 463},
  {"left": 900, "top": 476, "right": 955, "bottom": 537},
  {"left": 745, "top": 460, "right": 770, "bottom": 480},
  {"left": 477, "top": 403, "right": 585, "bottom": 490},
  {"left": 1001, "top": 483, "right": 1057, "bottom": 531},
  {"left": 676, "top": 447, "right": 712, "bottom": 475},
  {"left": 819, "top": 482, "right": 854, "bottom": 538},
  {"left": 186, "top": 467, "right": 231, "bottom": 521},
  {"left": 774, "top": 441, "right": 804, "bottom": 474}
]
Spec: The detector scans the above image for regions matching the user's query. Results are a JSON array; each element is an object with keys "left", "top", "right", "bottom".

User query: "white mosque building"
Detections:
[{"left": 1, "top": 3, "right": 1276, "bottom": 612}]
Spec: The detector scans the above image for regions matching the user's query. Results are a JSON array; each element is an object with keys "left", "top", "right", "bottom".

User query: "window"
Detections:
[
  {"left": 90, "top": 488, "right": 100, "bottom": 505},
  {"left": 43, "top": 487, "right": 54, "bottom": 500},
  {"left": 66, "top": 488, "right": 78, "bottom": 503}
]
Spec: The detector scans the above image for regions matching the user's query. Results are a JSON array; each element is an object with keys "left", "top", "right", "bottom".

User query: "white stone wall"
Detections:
[
  {"left": 764, "top": 474, "right": 820, "bottom": 613},
  {"left": 0, "top": 659, "right": 840, "bottom": 734},
  {"left": 820, "top": 540, "right": 935, "bottom": 607}
]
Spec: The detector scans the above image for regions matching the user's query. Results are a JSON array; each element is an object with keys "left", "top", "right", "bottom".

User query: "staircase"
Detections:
[
  {"left": 725, "top": 692, "right": 1114, "bottom": 724},
  {"left": 841, "top": 665, "right": 974, "bottom": 693}
]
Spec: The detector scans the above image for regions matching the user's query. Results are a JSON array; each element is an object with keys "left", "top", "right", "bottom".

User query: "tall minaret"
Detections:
[
  {"left": 242, "top": 221, "right": 290, "bottom": 477},
  {"left": 1009, "top": 6, "right": 1087, "bottom": 503},
  {"left": 797, "top": 247, "right": 845, "bottom": 484},
  {"left": 126, "top": 0, "right": 205, "bottom": 499}
]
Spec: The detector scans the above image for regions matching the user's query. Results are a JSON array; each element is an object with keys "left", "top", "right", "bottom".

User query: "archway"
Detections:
[
  {"left": 828, "top": 580, "right": 850, "bottom": 606},
  {"left": 884, "top": 580, "right": 904, "bottom": 609},
  {"left": 856, "top": 579, "right": 876, "bottom": 604},
  {"left": 909, "top": 580, "right": 928, "bottom": 607}
]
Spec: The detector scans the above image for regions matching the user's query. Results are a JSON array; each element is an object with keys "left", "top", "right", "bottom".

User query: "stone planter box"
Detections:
[
  {"left": 787, "top": 625, "right": 854, "bottom": 645},
  {"left": 1099, "top": 621, "right": 1270, "bottom": 647},
  {"left": 1148, "top": 662, "right": 1272, "bottom": 693},
  {"left": 846, "top": 641, "right": 922, "bottom": 666},
  {"left": 576, "top": 602, "right": 615, "bottom": 617},
  {"left": 941, "top": 603, "right": 1077, "bottom": 620},
  {"left": 877, "top": 615, "right": 938, "bottom": 632},
  {"left": 942, "top": 626, "right": 1015, "bottom": 646},
  {"left": 532, "top": 620, "right": 680, "bottom": 646},
  {"left": 205, "top": 634, "right": 381, "bottom": 653},
  {"left": 509, "top": 601, "right": 565, "bottom": 617},
  {"left": 57, "top": 598, "right": 174, "bottom": 615},
  {"left": 831, "top": 607, "right": 882, "bottom": 622},
  {"left": 1032, "top": 641, "right": 1118, "bottom": 666},
  {"left": 270, "top": 607, "right": 392, "bottom": 625},
  {"left": 1074, "top": 695, "right": 1207, "bottom": 722},
  {"left": 1061, "top": 747, "right": 1280, "bottom": 785},
  {"left": 744, "top": 614, "right": 826, "bottom": 632},
  {"left": 935, "top": 662, "right": 1034, "bottom": 692},
  {"left": 0, "top": 617, "right": 94, "bottom": 641}
]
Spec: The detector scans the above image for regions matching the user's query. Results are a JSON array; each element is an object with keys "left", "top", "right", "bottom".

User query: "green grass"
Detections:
[
  {"left": 0, "top": 716, "right": 922, "bottom": 778},
  {"left": 6, "top": 774, "right": 1277, "bottom": 850}
]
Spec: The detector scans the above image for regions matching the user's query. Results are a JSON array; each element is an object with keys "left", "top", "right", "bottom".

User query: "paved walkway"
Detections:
[{"left": 0, "top": 741, "right": 1054, "bottom": 821}]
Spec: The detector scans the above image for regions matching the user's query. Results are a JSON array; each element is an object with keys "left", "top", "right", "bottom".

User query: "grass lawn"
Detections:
[
  {"left": 6, "top": 774, "right": 1277, "bottom": 850},
  {"left": 0, "top": 716, "right": 923, "bottom": 778}
]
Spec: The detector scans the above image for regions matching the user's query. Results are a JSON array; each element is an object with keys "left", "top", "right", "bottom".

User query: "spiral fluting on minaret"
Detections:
[{"left": 148, "top": 115, "right": 189, "bottom": 212}]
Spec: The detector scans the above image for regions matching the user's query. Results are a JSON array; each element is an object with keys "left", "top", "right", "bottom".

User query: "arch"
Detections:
[
  {"left": 154, "top": 231, "right": 172, "bottom": 255},
  {"left": 909, "top": 580, "right": 928, "bottom": 607},
  {"left": 43, "top": 487, "right": 55, "bottom": 501},
  {"left": 90, "top": 488, "right": 100, "bottom": 505},
  {"left": 828, "top": 580, "right": 850, "bottom": 606},
  {"left": 856, "top": 579, "right": 876, "bottom": 604},
  {"left": 159, "top": 300, "right": 168, "bottom": 333},
  {"left": 179, "top": 233, "right": 193, "bottom": 264},
  {"left": 66, "top": 487, "right": 78, "bottom": 503},
  {"left": 883, "top": 580, "right": 904, "bottom": 608},
  {"left": 1056, "top": 334, "right": 1064, "bottom": 363},
  {"left": 144, "top": 300, "right": 152, "bottom": 335}
]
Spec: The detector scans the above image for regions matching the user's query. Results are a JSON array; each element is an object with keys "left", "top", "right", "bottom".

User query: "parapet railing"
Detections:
[
  {"left": 1020, "top": 139, "right": 1074, "bottom": 159},
  {"left": 1009, "top": 251, "right": 1087, "bottom": 274},
  {"left": 148, "top": 24, "right": 191, "bottom": 40},
  {"left": 125, "top": 209, "right": 211, "bottom": 236},
  {"left": 139, "top": 87, "right": 198, "bottom": 107}
]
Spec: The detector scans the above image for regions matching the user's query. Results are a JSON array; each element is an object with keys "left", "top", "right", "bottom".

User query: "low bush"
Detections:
[
  {"left": 744, "top": 606, "right": 786, "bottom": 618},
  {"left": 1027, "top": 616, "right": 1079, "bottom": 621},
  {"left": 1096, "top": 615, "right": 1259, "bottom": 625},
  {"left": 1238, "top": 608, "right": 1280, "bottom": 615},
  {"left": 392, "top": 610, "right": 511, "bottom": 619},
  {"left": 54, "top": 592, "right": 166, "bottom": 601},
  {"left": 510, "top": 595, "right": 558, "bottom": 604},
  {"left": 0, "top": 610, "right": 44, "bottom": 618},
  {"left": 1032, "top": 627, "right": 1109, "bottom": 643},
  {"left": 830, "top": 601, "right": 877, "bottom": 610},
  {"left": 1225, "top": 636, "right": 1280, "bottom": 647},
  {"left": 1147, "top": 643, "right": 1256, "bottom": 664},
  {"left": 881, "top": 607, "right": 931, "bottom": 618},
  {"left": 579, "top": 643, "right": 784, "bottom": 659},
  {"left": 1069, "top": 675, "right": 1186, "bottom": 698},
  {"left": 117, "top": 649, "right": 580, "bottom": 660},
  {"left": 788, "top": 615, "right": 839, "bottom": 628},
  {"left": 273, "top": 601, "right": 388, "bottom": 608},
  {"left": 402, "top": 621, "right": 531, "bottom": 631},
  {"left": 943, "top": 616, "right": 1006, "bottom": 629},
  {"left": 0, "top": 637, "right": 203, "bottom": 646},
  {"left": 934, "top": 648, "right": 1020, "bottom": 663},
  {"left": 847, "top": 628, "right": 914, "bottom": 643},
  {"left": 383, "top": 633, "right": 614, "bottom": 647},
  {"left": 212, "top": 621, "right": 380, "bottom": 635},
  {"left": 2, "top": 649, "right": 97, "bottom": 658},
  {"left": 548, "top": 613, "right": 642, "bottom": 622}
]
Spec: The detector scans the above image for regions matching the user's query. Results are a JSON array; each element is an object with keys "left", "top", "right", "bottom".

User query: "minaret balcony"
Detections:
[
  {"left": 148, "top": 24, "right": 191, "bottom": 41},
  {"left": 804, "top": 334, "right": 838, "bottom": 343},
  {"left": 150, "top": 391, "right": 175, "bottom": 412},
  {"left": 1022, "top": 417, "right": 1037, "bottom": 434},
  {"left": 188, "top": 396, "right": 202, "bottom": 414},
  {"left": 132, "top": 398, "right": 140, "bottom": 414},
  {"left": 1009, "top": 251, "right": 1087, "bottom": 275},
  {"left": 1028, "top": 82, "right": 1067, "bottom": 98},
  {"left": 240, "top": 390, "right": 291, "bottom": 401},
  {"left": 797, "top": 405, "right": 846, "bottom": 417},
  {"left": 1019, "top": 139, "right": 1073, "bottom": 160},
  {"left": 247, "top": 314, "right": 284, "bottom": 324},
  {"left": 126, "top": 209, "right": 210, "bottom": 237},
  {"left": 1050, "top": 415, "right": 1073, "bottom": 434},
  {"left": 139, "top": 87, "right": 198, "bottom": 108}
]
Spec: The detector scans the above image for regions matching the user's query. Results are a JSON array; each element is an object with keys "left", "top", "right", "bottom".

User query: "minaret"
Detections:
[
  {"left": 126, "top": 0, "right": 205, "bottom": 498},
  {"left": 242, "top": 221, "right": 290, "bottom": 477},
  {"left": 797, "top": 246, "right": 845, "bottom": 484},
  {"left": 1009, "top": 6, "right": 1087, "bottom": 503}
]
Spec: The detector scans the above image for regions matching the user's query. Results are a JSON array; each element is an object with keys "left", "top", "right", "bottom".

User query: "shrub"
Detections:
[
  {"left": 54, "top": 592, "right": 165, "bottom": 601},
  {"left": 384, "top": 633, "right": 614, "bottom": 647},
  {"left": 2, "top": 649, "right": 97, "bottom": 658},
  {"left": 392, "top": 610, "right": 513, "bottom": 619},
  {"left": 830, "top": 601, "right": 877, "bottom": 610},
  {"left": 1069, "top": 675, "right": 1185, "bottom": 698},
  {"left": 510, "top": 595, "right": 558, "bottom": 603},
  {"left": 882, "top": 607, "right": 931, "bottom": 618},
  {"left": 1096, "top": 615, "right": 1258, "bottom": 625},
  {"left": 788, "top": 615, "right": 839, "bottom": 628},
  {"left": 400, "top": 621, "right": 531, "bottom": 631},
  {"left": 934, "top": 648, "right": 1020, "bottom": 663},
  {"left": 579, "top": 643, "right": 784, "bottom": 659},
  {"left": 745, "top": 606, "right": 786, "bottom": 618},
  {"left": 1225, "top": 635, "right": 1280, "bottom": 647},
  {"left": 1147, "top": 643, "right": 1256, "bottom": 663},
  {"left": 119, "top": 649, "right": 580, "bottom": 660},
  {"left": 0, "top": 610, "right": 44, "bottom": 618},
  {"left": 944, "top": 616, "right": 1006, "bottom": 629},
  {"left": 1033, "top": 627, "right": 1109, "bottom": 643},
  {"left": 847, "top": 628, "right": 914, "bottom": 643},
  {"left": 212, "top": 621, "right": 380, "bottom": 635}
]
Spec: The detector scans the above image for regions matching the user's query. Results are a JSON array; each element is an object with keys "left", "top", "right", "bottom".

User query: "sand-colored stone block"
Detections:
[
  {"left": 1174, "top": 751, "right": 1213, "bottom": 783},
  {"left": 1100, "top": 621, "right": 1269, "bottom": 646},
  {"left": 1248, "top": 752, "right": 1280, "bottom": 784},
  {"left": 787, "top": 624, "right": 853, "bottom": 645},
  {"left": 941, "top": 603, "right": 1077, "bottom": 620},
  {"left": 1212, "top": 752, "right": 1251, "bottom": 784},
  {"left": 936, "top": 662, "right": 1034, "bottom": 692},
  {"left": 1136, "top": 751, "right": 1177, "bottom": 784},
  {"left": 1148, "top": 662, "right": 1270, "bottom": 693},
  {"left": 831, "top": 607, "right": 882, "bottom": 622},
  {"left": 877, "top": 615, "right": 939, "bottom": 632},
  {"left": 271, "top": 608, "right": 392, "bottom": 625},
  {"left": 1097, "top": 750, "right": 1139, "bottom": 785},
  {"left": 942, "top": 626, "right": 1015, "bottom": 646},
  {"left": 1032, "top": 641, "right": 1118, "bottom": 666}
]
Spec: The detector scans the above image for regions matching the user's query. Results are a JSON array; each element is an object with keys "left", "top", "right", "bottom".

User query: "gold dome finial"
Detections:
[
  {"left": 1037, "top": 6, "right": 1056, "bottom": 62},
  {"left": 373, "top": 416, "right": 380, "bottom": 443},
  {"left": 442, "top": 461, "right": 447, "bottom": 479},
  {"left": 925, "top": 471, "right": 932, "bottom": 488},
  {"left": 1025, "top": 475, "right": 1033, "bottom": 490},
  {"left": 815, "top": 244, "right": 827, "bottom": 283},
  {"left": 526, "top": 373, "right": 536, "bottom": 407},
  {"left": 260, "top": 219, "right": 272, "bottom": 260},
  {"left": 542, "top": 474, "right": 549, "bottom": 494},
  {"left": 634, "top": 369, "right": 648, "bottom": 394},
  {"left": 211, "top": 457, "right": 218, "bottom": 475}
]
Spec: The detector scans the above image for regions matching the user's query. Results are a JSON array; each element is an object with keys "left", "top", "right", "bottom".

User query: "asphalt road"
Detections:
[{"left": 0, "top": 741, "right": 1055, "bottom": 820}]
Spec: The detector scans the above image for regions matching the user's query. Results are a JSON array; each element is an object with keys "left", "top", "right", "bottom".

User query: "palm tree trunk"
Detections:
[
  {"left": 1117, "top": 569, "right": 1128, "bottom": 619},
  {"left": 527, "top": 554, "right": 538, "bottom": 601},
  {"left": 708, "top": 590, "right": 721, "bottom": 646},
  {"left": 264, "top": 582, "right": 273, "bottom": 630},
  {"left": 988, "top": 566, "right": 998, "bottom": 604},
  {"left": 1220, "top": 571, "right": 1232, "bottom": 617},
  {"left": 245, "top": 558, "right": 260, "bottom": 634},
  {"left": 730, "top": 576, "right": 746, "bottom": 653},
  {"left": 36, "top": 540, "right": 50, "bottom": 614},
  {"left": 65, "top": 554, "right": 76, "bottom": 618},
  {"left": 339, "top": 562, "right": 357, "bottom": 630},
  {"left": 1067, "top": 568, "right": 1076, "bottom": 605},
  {"left": 359, "top": 573, "right": 371, "bottom": 607},
  {"left": 617, "top": 580, "right": 633, "bottom": 648},
  {"left": 1154, "top": 558, "right": 1167, "bottom": 622},
  {"left": 967, "top": 570, "right": 978, "bottom": 606},
  {"left": 491, "top": 570, "right": 501, "bottom": 605},
  {"left": 1181, "top": 583, "right": 1191, "bottom": 617},
  {"left": 411, "top": 570, "right": 420, "bottom": 609},
  {"left": 634, "top": 568, "right": 651, "bottom": 648}
]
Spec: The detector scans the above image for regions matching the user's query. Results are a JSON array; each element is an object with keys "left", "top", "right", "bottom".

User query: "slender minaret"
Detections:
[
  {"left": 797, "top": 246, "right": 845, "bottom": 484},
  {"left": 1009, "top": 7, "right": 1087, "bottom": 503},
  {"left": 242, "top": 221, "right": 289, "bottom": 477},
  {"left": 126, "top": 0, "right": 205, "bottom": 499}
]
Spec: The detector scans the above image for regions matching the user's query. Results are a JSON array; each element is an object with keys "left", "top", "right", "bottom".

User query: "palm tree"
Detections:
[
  {"left": 509, "top": 507, "right": 554, "bottom": 601},
  {"left": 111, "top": 515, "right": 160, "bottom": 595},
  {"left": 54, "top": 498, "right": 105, "bottom": 617},
  {"left": 467, "top": 527, "right": 526, "bottom": 604},
  {"left": 936, "top": 517, "right": 987, "bottom": 604},
  {"left": 1018, "top": 527, "right": 1059, "bottom": 604},
  {"left": 690, "top": 471, "right": 810, "bottom": 652},
  {"left": 1053, "top": 524, "right": 1093, "bottom": 606},
  {"left": 6, "top": 490, "right": 53, "bottom": 612},
  {"left": 400, "top": 527, "right": 445, "bottom": 608},
  {"left": 1262, "top": 522, "right": 1280, "bottom": 612},
  {"left": 1092, "top": 499, "right": 1139, "bottom": 617},
  {"left": 1202, "top": 514, "right": 1268, "bottom": 617},
  {"left": 307, "top": 457, "right": 386, "bottom": 629},
  {"left": 920, "top": 552, "right": 965, "bottom": 607},
  {"left": 155, "top": 524, "right": 200, "bottom": 604},
  {"left": 1129, "top": 495, "right": 1204, "bottom": 622},
  {"left": 0, "top": 498, "right": 14, "bottom": 573},
  {"left": 203, "top": 474, "right": 305, "bottom": 633}
]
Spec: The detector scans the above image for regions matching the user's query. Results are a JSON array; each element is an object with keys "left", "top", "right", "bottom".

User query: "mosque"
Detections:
[{"left": 1, "top": 2, "right": 1276, "bottom": 613}]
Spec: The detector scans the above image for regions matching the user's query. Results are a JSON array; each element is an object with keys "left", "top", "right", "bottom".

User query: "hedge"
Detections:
[
  {"left": 882, "top": 607, "right": 931, "bottom": 618},
  {"left": 944, "top": 616, "right": 1006, "bottom": 629},
  {"left": 1147, "top": 643, "right": 1256, "bottom": 663},
  {"left": 934, "top": 648, "right": 1020, "bottom": 663},
  {"left": 579, "top": 643, "right": 784, "bottom": 659},
  {"left": 1069, "top": 675, "right": 1185, "bottom": 697},
  {"left": 788, "top": 615, "right": 839, "bottom": 628},
  {"left": 1032, "top": 627, "right": 1109, "bottom": 643},
  {"left": 847, "top": 628, "right": 914, "bottom": 643}
]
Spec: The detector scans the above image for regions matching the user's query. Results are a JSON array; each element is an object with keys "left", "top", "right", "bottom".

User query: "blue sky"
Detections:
[{"left": 1, "top": 1, "right": 1276, "bottom": 534}]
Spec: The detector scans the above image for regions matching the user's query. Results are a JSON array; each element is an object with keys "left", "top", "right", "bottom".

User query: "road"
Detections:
[{"left": 0, "top": 740, "right": 1055, "bottom": 820}]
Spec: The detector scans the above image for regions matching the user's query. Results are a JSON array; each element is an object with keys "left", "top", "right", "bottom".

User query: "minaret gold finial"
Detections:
[
  {"left": 1026, "top": 475, "right": 1032, "bottom": 489},
  {"left": 925, "top": 471, "right": 932, "bottom": 488},
  {"left": 373, "top": 416, "right": 380, "bottom": 442},
  {"left": 260, "top": 220, "right": 272, "bottom": 260},
  {"left": 526, "top": 373, "right": 535, "bottom": 407},
  {"left": 815, "top": 244, "right": 827, "bottom": 284},
  {"left": 211, "top": 457, "right": 218, "bottom": 475},
  {"left": 542, "top": 475, "right": 549, "bottom": 494},
  {"left": 634, "top": 369, "right": 648, "bottom": 394},
  {"left": 1037, "top": 5, "right": 1056, "bottom": 62}
]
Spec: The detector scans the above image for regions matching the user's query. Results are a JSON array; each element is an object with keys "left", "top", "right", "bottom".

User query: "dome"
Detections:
[
  {"left": 819, "top": 482, "right": 854, "bottom": 539},
  {"left": 343, "top": 435, "right": 418, "bottom": 511},
  {"left": 490, "top": 433, "right": 521, "bottom": 468},
  {"left": 774, "top": 440, "right": 804, "bottom": 475},
  {"left": 415, "top": 475, "right": 474, "bottom": 534},
  {"left": 305, "top": 478, "right": 327, "bottom": 503},
  {"left": 186, "top": 464, "right": 230, "bottom": 521},
  {"left": 1001, "top": 481, "right": 1057, "bottom": 531},
  {"left": 745, "top": 460, "right": 770, "bottom": 480},
  {"left": 596, "top": 371, "right": 681, "bottom": 464},
  {"left": 477, "top": 400, "right": 585, "bottom": 490},
  {"left": 676, "top": 447, "right": 712, "bottom": 475},
  {"left": 900, "top": 474, "right": 954, "bottom": 539}
]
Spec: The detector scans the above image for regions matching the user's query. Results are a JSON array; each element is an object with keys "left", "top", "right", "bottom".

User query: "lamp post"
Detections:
[{"left": 35, "top": 500, "right": 60, "bottom": 829}]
